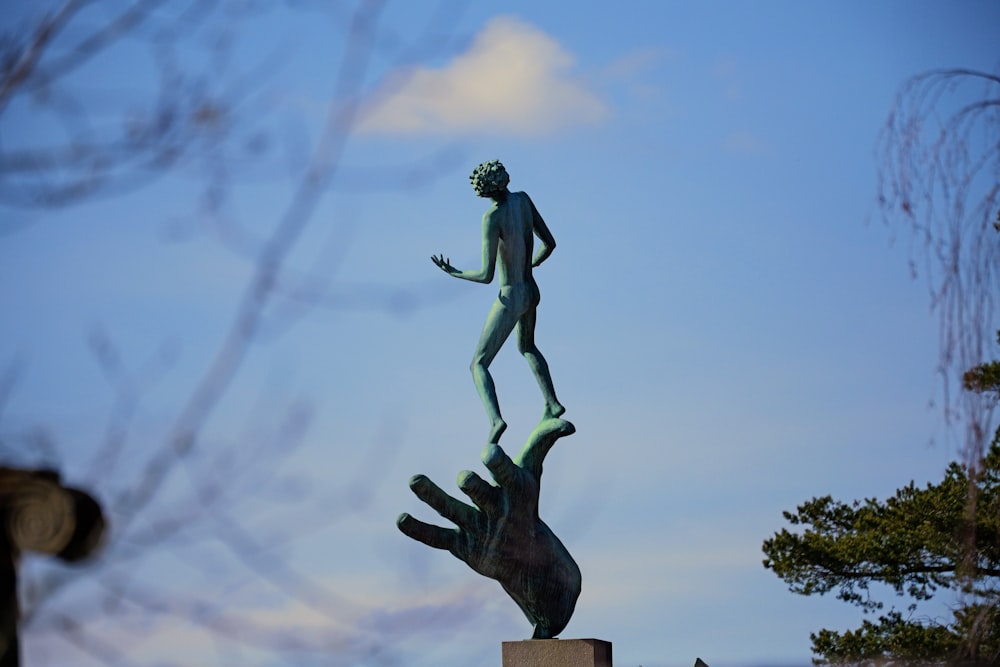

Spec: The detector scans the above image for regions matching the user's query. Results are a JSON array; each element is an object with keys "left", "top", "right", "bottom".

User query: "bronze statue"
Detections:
[
  {"left": 402, "top": 161, "right": 580, "bottom": 640},
  {"left": 432, "top": 160, "right": 566, "bottom": 444}
]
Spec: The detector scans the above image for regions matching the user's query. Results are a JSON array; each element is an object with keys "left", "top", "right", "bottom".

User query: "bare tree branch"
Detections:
[
  {"left": 877, "top": 68, "right": 1000, "bottom": 461},
  {"left": 0, "top": 0, "right": 81, "bottom": 113},
  {"left": 5, "top": 2, "right": 473, "bottom": 664}
]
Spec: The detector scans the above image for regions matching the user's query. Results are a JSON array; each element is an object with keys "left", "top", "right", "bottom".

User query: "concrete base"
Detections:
[{"left": 502, "top": 638, "right": 612, "bottom": 667}]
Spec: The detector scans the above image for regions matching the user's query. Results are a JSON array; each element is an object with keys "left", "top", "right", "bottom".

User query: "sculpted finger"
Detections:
[
  {"left": 481, "top": 444, "right": 523, "bottom": 491},
  {"left": 409, "top": 474, "right": 477, "bottom": 530},
  {"left": 397, "top": 513, "right": 458, "bottom": 551},
  {"left": 457, "top": 470, "right": 501, "bottom": 516},
  {"left": 514, "top": 418, "right": 576, "bottom": 481}
]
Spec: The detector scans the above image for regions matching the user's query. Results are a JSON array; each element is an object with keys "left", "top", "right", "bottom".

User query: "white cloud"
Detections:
[{"left": 358, "top": 16, "right": 608, "bottom": 136}]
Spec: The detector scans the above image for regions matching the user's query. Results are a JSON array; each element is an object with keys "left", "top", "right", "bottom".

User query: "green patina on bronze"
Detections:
[
  {"left": 431, "top": 159, "right": 565, "bottom": 445},
  {"left": 397, "top": 418, "right": 580, "bottom": 639},
  {"left": 401, "top": 161, "right": 580, "bottom": 639}
]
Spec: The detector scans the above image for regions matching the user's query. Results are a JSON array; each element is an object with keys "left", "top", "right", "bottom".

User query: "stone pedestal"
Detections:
[{"left": 502, "top": 638, "right": 612, "bottom": 667}]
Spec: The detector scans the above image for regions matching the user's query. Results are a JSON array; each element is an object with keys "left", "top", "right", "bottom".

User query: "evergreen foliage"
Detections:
[{"left": 764, "top": 327, "right": 1000, "bottom": 664}]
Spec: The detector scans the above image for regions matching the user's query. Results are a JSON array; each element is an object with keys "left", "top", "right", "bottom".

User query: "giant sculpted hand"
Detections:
[{"left": 397, "top": 419, "right": 580, "bottom": 639}]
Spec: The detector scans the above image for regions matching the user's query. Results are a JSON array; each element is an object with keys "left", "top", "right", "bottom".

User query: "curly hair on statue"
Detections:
[{"left": 469, "top": 160, "right": 510, "bottom": 197}]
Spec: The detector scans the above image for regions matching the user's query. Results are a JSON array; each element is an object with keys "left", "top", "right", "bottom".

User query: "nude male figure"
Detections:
[{"left": 432, "top": 160, "right": 566, "bottom": 444}]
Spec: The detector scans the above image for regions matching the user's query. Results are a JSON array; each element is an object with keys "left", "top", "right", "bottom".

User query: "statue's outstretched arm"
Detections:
[{"left": 431, "top": 213, "right": 499, "bottom": 283}]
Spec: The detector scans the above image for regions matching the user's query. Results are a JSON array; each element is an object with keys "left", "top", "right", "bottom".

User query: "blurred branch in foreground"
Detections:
[{"left": 1, "top": 1, "right": 482, "bottom": 665}]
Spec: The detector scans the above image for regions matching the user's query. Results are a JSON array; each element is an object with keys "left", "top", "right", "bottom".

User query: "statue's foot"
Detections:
[
  {"left": 488, "top": 419, "right": 508, "bottom": 444},
  {"left": 542, "top": 402, "right": 566, "bottom": 421}
]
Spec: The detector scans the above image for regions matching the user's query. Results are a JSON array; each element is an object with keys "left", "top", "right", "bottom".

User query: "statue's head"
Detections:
[{"left": 469, "top": 160, "right": 510, "bottom": 198}]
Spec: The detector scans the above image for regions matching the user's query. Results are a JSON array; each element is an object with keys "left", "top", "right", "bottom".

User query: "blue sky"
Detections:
[{"left": 2, "top": 1, "right": 999, "bottom": 666}]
